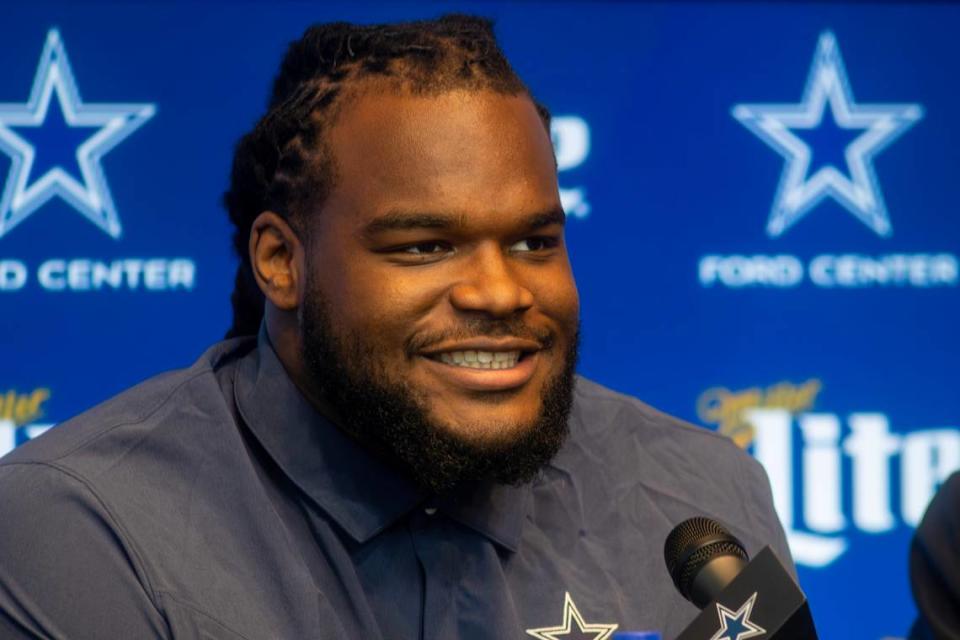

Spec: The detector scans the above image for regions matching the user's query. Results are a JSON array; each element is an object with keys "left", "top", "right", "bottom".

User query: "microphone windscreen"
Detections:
[{"left": 664, "top": 516, "right": 749, "bottom": 608}]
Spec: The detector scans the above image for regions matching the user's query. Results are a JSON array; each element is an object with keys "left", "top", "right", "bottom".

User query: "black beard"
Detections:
[{"left": 300, "top": 288, "right": 578, "bottom": 495}]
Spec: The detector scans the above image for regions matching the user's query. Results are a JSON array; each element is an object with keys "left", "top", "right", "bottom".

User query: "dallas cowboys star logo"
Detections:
[
  {"left": 709, "top": 592, "right": 766, "bottom": 640},
  {"left": 732, "top": 31, "right": 922, "bottom": 238},
  {"left": 0, "top": 28, "right": 156, "bottom": 239},
  {"left": 526, "top": 592, "right": 619, "bottom": 640}
]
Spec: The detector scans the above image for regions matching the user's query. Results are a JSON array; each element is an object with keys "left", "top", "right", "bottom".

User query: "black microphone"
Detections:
[{"left": 664, "top": 516, "right": 819, "bottom": 639}]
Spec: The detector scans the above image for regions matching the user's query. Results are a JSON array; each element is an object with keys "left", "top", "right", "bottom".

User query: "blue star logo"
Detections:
[
  {"left": 732, "top": 31, "right": 922, "bottom": 238},
  {"left": 709, "top": 592, "right": 766, "bottom": 640},
  {"left": 0, "top": 29, "right": 156, "bottom": 239}
]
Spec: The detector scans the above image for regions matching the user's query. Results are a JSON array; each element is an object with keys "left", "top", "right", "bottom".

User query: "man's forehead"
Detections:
[
  {"left": 318, "top": 87, "right": 560, "bottom": 228},
  {"left": 326, "top": 87, "right": 552, "bottom": 166}
]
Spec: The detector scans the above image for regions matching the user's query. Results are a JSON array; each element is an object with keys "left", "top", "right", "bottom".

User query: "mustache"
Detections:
[{"left": 406, "top": 318, "right": 554, "bottom": 354}]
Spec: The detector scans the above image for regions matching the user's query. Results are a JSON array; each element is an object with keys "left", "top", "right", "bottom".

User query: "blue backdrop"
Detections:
[{"left": 2, "top": 2, "right": 958, "bottom": 638}]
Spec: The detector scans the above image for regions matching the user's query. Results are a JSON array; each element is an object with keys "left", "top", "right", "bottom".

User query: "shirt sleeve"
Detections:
[
  {"left": 909, "top": 471, "right": 960, "bottom": 640},
  {"left": 0, "top": 461, "right": 170, "bottom": 640}
]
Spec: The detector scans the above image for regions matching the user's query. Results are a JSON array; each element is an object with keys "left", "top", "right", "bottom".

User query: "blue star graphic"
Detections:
[
  {"left": 718, "top": 612, "right": 752, "bottom": 640},
  {"left": 709, "top": 593, "right": 766, "bottom": 640},
  {"left": 0, "top": 29, "right": 156, "bottom": 239},
  {"left": 732, "top": 31, "right": 922, "bottom": 238}
]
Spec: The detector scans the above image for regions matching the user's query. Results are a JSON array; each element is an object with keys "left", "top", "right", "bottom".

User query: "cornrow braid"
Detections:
[{"left": 223, "top": 14, "right": 550, "bottom": 338}]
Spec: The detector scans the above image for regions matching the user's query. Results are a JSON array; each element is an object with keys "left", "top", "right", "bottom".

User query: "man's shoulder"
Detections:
[
  {"left": 564, "top": 376, "right": 773, "bottom": 519},
  {"left": 570, "top": 375, "right": 747, "bottom": 459},
  {"left": 0, "top": 337, "right": 254, "bottom": 474},
  {"left": 0, "top": 337, "right": 271, "bottom": 640}
]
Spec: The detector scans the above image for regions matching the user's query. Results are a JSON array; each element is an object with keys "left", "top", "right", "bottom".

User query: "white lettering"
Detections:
[
  {"left": 38, "top": 259, "right": 67, "bottom": 290},
  {"left": 24, "top": 423, "right": 53, "bottom": 440},
  {"left": 167, "top": 259, "right": 195, "bottom": 290},
  {"left": 0, "top": 420, "right": 53, "bottom": 457},
  {"left": 931, "top": 254, "right": 959, "bottom": 284},
  {"left": 551, "top": 117, "right": 590, "bottom": 171},
  {"left": 91, "top": 261, "right": 124, "bottom": 289},
  {"left": 810, "top": 254, "right": 959, "bottom": 288},
  {"left": 0, "top": 419, "right": 14, "bottom": 457},
  {"left": 808, "top": 255, "right": 834, "bottom": 287},
  {"left": 36, "top": 259, "right": 198, "bottom": 292},
  {"left": 123, "top": 260, "right": 142, "bottom": 288},
  {"left": 551, "top": 117, "right": 591, "bottom": 219},
  {"left": 699, "top": 255, "right": 803, "bottom": 288},
  {"left": 800, "top": 414, "right": 845, "bottom": 533},
  {"left": 844, "top": 414, "right": 900, "bottom": 532},
  {"left": 746, "top": 409, "right": 794, "bottom": 530},
  {"left": 704, "top": 253, "right": 959, "bottom": 288},
  {"left": 67, "top": 259, "right": 91, "bottom": 289},
  {"left": 747, "top": 408, "right": 847, "bottom": 567},
  {"left": 744, "top": 408, "right": 960, "bottom": 567},
  {"left": 0, "top": 260, "right": 27, "bottom": 291},
  {"left": 143, "top": 259, "right": 166, "bottom": 290},
  {"left": 902, "top": 430, "right": 960, "bottom": 526},
  {"left": 559, "top": 188, "right": 590, "bottom": 219}
]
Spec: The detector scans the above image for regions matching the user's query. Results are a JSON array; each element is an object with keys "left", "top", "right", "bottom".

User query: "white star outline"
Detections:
[
  {"left": 732, "top": 31, "right": 923, "bottom": 238},
  {"left": 709, "top": 592, "right": 767, "bottom": 640},
  {"left": 526, "top": 592, "right": 619, "bottom": 640},
  {"left": 0, "top": 28, "right": 156, "bottom": 239}
]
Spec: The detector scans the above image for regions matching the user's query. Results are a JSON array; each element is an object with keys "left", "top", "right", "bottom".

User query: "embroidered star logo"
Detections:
[
  {"left": 526, "top": 592, "right": 619, "bottom": 640},
  {"left": 0, "top": 28, "right": 156, "bottom": 239},
  {"left": 732, "top": 31, "right": 922, "bottom": 238},
  {"left": 709, "top": 592, "right": 767, "bottom": 640}
]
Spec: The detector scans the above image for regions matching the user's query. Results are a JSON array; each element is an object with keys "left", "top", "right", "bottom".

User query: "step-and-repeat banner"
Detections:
[{"left": 2, "top": 2, "right": 957, "bottom": 638}]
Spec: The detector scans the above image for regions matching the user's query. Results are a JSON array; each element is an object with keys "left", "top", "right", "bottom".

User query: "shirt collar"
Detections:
[
  {"left": 435, "top": 481, "right": 530, "bottom": 553},
  {"left": 233, "top": 327, "right": 530, "bottom": 551}
]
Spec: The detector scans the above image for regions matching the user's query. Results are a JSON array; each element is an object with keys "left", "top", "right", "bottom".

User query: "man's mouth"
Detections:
[
  {"left": 433, "top": 350, "right": 522, "bottom": 370},
  {"left": 418, "top": 338, "right": 543, "bottom": 391}
]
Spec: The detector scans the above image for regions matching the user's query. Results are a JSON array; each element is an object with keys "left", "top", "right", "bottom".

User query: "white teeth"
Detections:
[{"left": 434, "top": 350, "right": 522, "bottom": 370}]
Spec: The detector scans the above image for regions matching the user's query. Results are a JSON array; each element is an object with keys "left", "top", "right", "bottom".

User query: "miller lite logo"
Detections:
[{"left": 699, "top": 381, "right": 960, "bottom": 567}]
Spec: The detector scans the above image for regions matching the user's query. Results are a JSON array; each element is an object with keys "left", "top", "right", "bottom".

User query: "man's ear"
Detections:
[{"left": 249, "top": 211, "right": 304, "bottom": 311}]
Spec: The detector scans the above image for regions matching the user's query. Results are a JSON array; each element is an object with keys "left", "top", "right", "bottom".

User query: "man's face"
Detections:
[{"left": 300, "top": 88, "right": 579, "bottom": 489}]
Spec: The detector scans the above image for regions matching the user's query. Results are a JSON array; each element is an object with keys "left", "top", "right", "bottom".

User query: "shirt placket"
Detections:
[{"left": 409, "top": 507, "right": 458, "bottom": 640}]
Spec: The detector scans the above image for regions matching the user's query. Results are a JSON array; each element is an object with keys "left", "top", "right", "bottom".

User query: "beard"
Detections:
[{"left": 299, "top": 285, "right": 579, "bottom": 495}]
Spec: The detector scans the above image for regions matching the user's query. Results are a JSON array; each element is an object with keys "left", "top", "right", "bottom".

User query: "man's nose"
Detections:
[{"left": 448, "top": 244, "right": 535, "bottom": 317}]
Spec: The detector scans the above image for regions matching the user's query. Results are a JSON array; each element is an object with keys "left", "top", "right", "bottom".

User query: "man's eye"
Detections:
[
  {"left": 402, "top": 242, "right": 450, "bottom": 255},
  {"left": 510, "top": 237, "right": 558, "bottom": 252}
]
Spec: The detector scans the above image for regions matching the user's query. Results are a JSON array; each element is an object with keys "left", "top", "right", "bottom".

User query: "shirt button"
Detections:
[{"left": 424, "top": 507, "right": 437, "bottom": 516}]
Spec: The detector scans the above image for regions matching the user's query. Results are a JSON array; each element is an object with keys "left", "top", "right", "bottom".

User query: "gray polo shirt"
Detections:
[{"left": 0, "top": 333, "right": 793, "bottom": 639}]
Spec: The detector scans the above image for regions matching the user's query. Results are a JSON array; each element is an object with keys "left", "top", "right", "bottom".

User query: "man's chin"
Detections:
[
  {"left": 319, "top": 364, "right": 575, "bottom": 493},
  {"left": 424, "top": 409, "right": 546, "bottom": 451}
]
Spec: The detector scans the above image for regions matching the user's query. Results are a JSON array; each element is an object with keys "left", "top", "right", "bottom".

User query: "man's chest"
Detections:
[{"left": 333, "top": 510, "right": 691, "bottom": 640}]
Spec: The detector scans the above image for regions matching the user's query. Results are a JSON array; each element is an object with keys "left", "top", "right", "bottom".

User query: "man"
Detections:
[{"left": 0, "top": 15, "right": 793, "bottom": 639}]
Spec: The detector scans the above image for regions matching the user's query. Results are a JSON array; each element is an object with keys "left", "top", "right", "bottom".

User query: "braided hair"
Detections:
[{"left": 223, "top": 14, "right": 550, "bottom": 338}]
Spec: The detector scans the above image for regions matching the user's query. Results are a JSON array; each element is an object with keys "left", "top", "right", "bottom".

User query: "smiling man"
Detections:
[
  {"left": 257, "top": 83, "right": 580, "bottom": 495},
  {"left": 0, "top": 15, "right": 792, "bottom": 640}
]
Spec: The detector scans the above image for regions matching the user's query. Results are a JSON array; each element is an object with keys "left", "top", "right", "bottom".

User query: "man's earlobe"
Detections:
[{"left": 249, "top": 211, "right": 303, "bottom": 311}]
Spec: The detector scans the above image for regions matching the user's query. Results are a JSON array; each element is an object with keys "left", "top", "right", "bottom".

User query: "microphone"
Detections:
[{"left": 664, "top": 516, "right": 818, "bottom": 639}]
